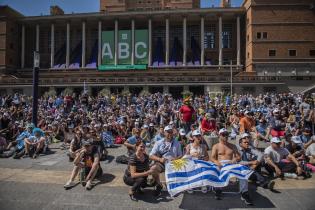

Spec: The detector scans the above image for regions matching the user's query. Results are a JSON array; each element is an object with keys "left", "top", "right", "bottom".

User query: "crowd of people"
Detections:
[{"left": 0, "top": 91, "right": 315, "bottom": 205}]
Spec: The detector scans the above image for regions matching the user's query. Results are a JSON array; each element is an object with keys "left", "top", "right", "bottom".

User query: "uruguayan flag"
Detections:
[{"left": 165, "top": 157, "right": 253, "bottom": 196}]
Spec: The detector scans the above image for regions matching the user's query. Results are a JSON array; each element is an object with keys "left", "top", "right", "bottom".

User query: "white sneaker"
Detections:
[
  {"left": 64, "top": 180, "right": 76, "bottom": 189},
  {"left": 85, "top": 180, "right": 93, "bottom": 190}
]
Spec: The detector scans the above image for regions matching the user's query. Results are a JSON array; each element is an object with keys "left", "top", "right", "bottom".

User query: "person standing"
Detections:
[{"left": 179, "top": 97, "right": 196, "bottom": 133}]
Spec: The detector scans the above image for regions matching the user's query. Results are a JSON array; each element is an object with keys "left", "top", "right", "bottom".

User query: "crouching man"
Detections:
[
  {"left": 211, "top": 128, "right": 253, "bottom": 205},
  {"left": 64, "top": 139, "right": 102, "bottom": 190},
  {"left": 24, "top": 128, "right": 45, "bottom": 159}
]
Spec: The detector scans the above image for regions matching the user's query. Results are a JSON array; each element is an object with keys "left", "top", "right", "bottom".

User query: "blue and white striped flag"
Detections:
[{"left": 165, "top": 158, "right": 253, "bottom": 196}]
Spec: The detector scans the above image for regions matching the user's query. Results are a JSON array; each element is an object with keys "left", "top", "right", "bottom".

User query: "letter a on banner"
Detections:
[{"left": 102, "top": 31, "right": 115, "bottom": 65}]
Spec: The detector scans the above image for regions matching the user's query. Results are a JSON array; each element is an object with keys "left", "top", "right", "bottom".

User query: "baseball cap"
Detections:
[
  {"left": 244, "top": 110, "right": 250, "bottom": 115},
  {"left": 271, "top": 137, "right": 281, "bottom": 143},
  {"left": 169, "top": 121, "right": 174, "bottom": 125},
  {"left": 103, "top": 124, "right": 108, "bottom": 127},
  {"left": 143, "top": 124, "right": 148, "bottom": 129},
  {"left": 240, "top": 133, "right": 250, "bottom": 139},
  {"left": 291, "top": 136, "right": 302, "bottom": 144},
  {"left": 192, "top": 130, "right": 201, "bottom": 136},
  {"left": 179, "top": 129, "right": 186, "bottom": 136},
  {"left": 164, "top": 125, "right": 173, "bottom": 132},
  {"left": 149, "top": 123, "right": 154, "bottom": 127},
  {"left": 219, "top": 128, "right": 229, "bottom": 135},
  {"left": 273, "top": 109, "right": 280, "bottom": 114}
]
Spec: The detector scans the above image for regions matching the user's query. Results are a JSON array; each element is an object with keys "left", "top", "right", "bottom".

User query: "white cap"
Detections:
[
  {"left": 192, "top": 129, "right": 201, "bottom": 136},
  {"left": 219, "top": 128, "right": 228, "bottom": 135},
  {"left": 271, "top": 137, "right": 281, "bottom": 143},
  {"left": 244, "top": 110, "right": 250, "bottom": 115},
  {"left": 149, "top": 123, "right": 154, "bottom": 127},
  {"left": 240, "top": 133, "right": 250, "bottom": 139},
  {"left": 179, "top": 129, "right": 186, "bottom": 136},
  {"left": 3, "top": 112, "right": 9, "bottom": 117},
  {"left": 103, "top": 124, "right": 108, "bottom": 127},
  {"left": 94, "top": 124, "right": 101, "bottom": 128},
  {"left": 273, "top": 109, "right": 280, "bottom": 114},
  {"left": 291, "top": 136, "right": 302, "bottom": 144},
  {"left": 143, "top": 124, "right": 148, "bottom": 129},
  {"left": 164, "top": 125, "right": 173, "bottom": 132},
  {"left": 169, "top": 121, "right": 174, "bottom": 125}
]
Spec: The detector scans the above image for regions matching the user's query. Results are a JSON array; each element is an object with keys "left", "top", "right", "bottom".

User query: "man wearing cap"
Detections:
[
  {"left": 238, "top": 134, "right": 275, "bottom": 190},
  {"left": 179, "top": 97, "right": 196, "bottom": 133},
  {"left": 149, "top": 125, "right": 183, "bottom": 196},
  {"left": 24, "top": 128, "right": 46, "bottom": 159},
  {"left": 185, "top": 129, "right": 209, "bottom": 161},
  {"left": 211, "top": 128, "right": 252, "bottom": 205},
  {"left": 64, "top": 139, "right": 102, "bottom": 190},
  {"left": 239, "top": 111, "right": 256, "bottom": 134},
  {"left": 264, "top": 137, "right": 303, "bottom": 178},
  {"left": 269, "top": 109, "right": 286, "bottom": 138}
]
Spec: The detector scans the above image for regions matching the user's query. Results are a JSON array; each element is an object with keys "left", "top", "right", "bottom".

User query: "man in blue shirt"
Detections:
[
  {"left": 149, "top": 125, "right": 183, "bottom": 196},
  {"left": 24, "top": 128, "right": 46, "bottom": 159},
  {"left": 124, "top": 128, "right": 141, "bottom": 156}
]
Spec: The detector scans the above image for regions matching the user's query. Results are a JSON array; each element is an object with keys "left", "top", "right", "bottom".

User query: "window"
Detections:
[
  {"left": 204, "top": 32, "right": 215, "bottom": 49},
  {"left": 269, "top": 49, "right": 276, "bottom": 57},
  {"left": 310, "top": 50, "right": 315, "bottom": 56},
  {"left": 256, "top": 32, "right": 261, "bottom": 39},
  {"left": 289, "top": 49, "right": 296, "bottom": 57},
  {"left": 222, "top": 24, "right": 232, "bottom": 49},
  {"left": 262, "top": 32, "right": 268, "bottom": 39}
]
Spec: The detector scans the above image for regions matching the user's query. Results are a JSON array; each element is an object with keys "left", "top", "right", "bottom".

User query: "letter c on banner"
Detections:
[{"left": 135, "top": 42, "right": 147, "bottom": 59}]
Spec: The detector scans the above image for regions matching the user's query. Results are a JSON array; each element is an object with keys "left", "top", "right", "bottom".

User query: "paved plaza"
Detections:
[{"left": 0, "top": 144, "right": 315, "bottom": 210}]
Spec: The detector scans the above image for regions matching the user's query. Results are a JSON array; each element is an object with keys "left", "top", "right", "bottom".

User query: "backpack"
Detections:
[{"left": 116, "top": 155, "right": 129, "bottom": 164}]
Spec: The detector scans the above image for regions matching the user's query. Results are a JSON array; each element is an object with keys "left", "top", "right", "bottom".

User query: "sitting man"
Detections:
[
  {"left": 24, "top": 128, "right": 46, "bottom": 159},
  {"left": 211, "top": 128, "right": 253, "bottom": 205},
  {"left": 124, "top": 128, "right": 142, "bottom": 157},
  {"left": 305, "top": 135, "right": 315, "bottom": 164},
  {"left": 238, "top": 134, "right": 275, "bottom": 190},
  {"left": 64, "top": 139, "right": 102, "bottom": 190},
  {"left": 264, "top": 137, "right": 304, "bottom": 178},
  {"left": 149, "top": 125, "right": 183, "bottom": 196}
]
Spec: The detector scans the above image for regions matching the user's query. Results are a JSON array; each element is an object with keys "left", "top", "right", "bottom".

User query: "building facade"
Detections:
[{"left": 0, "top": 0, "right": 314, "bottom": 97}]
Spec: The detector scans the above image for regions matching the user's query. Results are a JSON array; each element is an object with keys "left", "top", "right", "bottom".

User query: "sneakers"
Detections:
[
  {"left": 241, "top": 191, "right": 253, "bottom": 206},
  {"left": 64, "top": 180, "right": 76, "bottom": 189},
  {"left": 267, "top": 181, "right": 275, "bottom": 190},
  {"left": 154, "top": 184, "right": 163, "bottom": 196},
  {"left": 85, "top": 181, "right": 93, "bottom": 190}
]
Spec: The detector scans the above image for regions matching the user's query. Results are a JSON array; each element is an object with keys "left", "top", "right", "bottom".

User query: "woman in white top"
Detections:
[{"left": 185, "top": 130, "right": 209, "bottom": 161}]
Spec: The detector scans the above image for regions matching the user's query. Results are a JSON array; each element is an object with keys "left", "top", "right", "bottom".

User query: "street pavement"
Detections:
[{"left": 0, "top": 143, "right": 315, "bottom": 210}]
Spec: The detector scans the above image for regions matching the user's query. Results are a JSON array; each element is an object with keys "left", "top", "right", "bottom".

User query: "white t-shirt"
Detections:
[
  {"left": 306, "top": 143, "right": 315, "bottom": 156},
  {"left": 264, "top": 146, "right": 289, "bottom": 163}
]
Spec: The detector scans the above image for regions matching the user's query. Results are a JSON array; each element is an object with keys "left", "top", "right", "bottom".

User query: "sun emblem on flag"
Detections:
[{"left": 171, "top": 158, "right": 189, "bottom": 171}]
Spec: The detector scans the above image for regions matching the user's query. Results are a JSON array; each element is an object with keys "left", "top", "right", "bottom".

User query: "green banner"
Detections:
[
  {"left": 118, "top": 30, "right": 131, "bottom": 64},
  {"left": 135, "top": 29, "right": 148, "bottom": 64},
  {"left": 99, "top": 65, "right": 147, "bottom": 71},
  {"left": 101, "top": 31, "right": 115, "bottom": 65}
]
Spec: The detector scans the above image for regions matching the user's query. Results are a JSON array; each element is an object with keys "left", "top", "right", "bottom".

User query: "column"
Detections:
[
  {"left": 183, "top": 17, "right": 187, "bottom": 66},
  {"left": 236, "top": 16, "right": 241, "bottom": 66},
  {"left": 200, "top": 17, "right": 205, "bottom": 66},
  {"left": 82, "top": 21, "right": 86, "bottom": 68},
  {"left": 50, "top": 23, "right": 55, "bottom": 68},
  {"left": 66, "top": 22, "right": 70, "bottom": 68},
  {"left": 218, "top": 16, "right": 223, "bottom": 66},
  {"left": 148, "top": 19, "right": 152, "bottom": 66},
  {"left": 21, "top": 25, "right": 25, "bottom": 68},
  {"left": 165, "top": 18, "right": 169, "bottom": 65},
  {"left": 36, "top": 24, "right": 39, "bottom": 52},
  {"left": 98, "top": 21, "right": 102, "bottom": 66},
  {"left": 131, "top": 19, "right": 135, "bottom": 65},
  {"left": 114, "top": 20, "right": 118, "bottom": 66}
]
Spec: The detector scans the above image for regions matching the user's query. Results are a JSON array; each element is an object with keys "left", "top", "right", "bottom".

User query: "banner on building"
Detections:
[{"left": 100, "top": 29, "right": 148, "bottom": 70}]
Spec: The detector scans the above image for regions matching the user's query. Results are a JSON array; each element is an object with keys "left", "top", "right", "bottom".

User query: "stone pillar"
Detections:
[
  {"left": 183, "top": 17, "right": 187, "bottom": 66},
  {"left": 131, "top": 19, "right": 135, "bottom": 65},
  {"left": 66, "top": 22, "right": 70, "bottom": 68},
  {"left": 82, "top": 21, "right": 86, "bottom": 68},
  {"left": 50, "top": 23, "right": 55, "bottom": 68},
  {"left": 236, "top": 16, "right": 241, "bottom": 66},
  {"left": 165, "top": 18, "right": 169, "bottom": 65},
  {"left": 36, "top": 24, "right": 39, "bottom": 52},
  {"left": 218, "top": 16, "right": 223, "bottom": 66},
  {"left": 200, "top": 17, "right": 205, "bottom": 66},
  {"left": 21, "top": 25, "right": 25, "bottom": 69},
  {"left": 98, "top": 21, "right": 102, "bottom": 67},
  {"left": 148, "top": 19, "right": 152, "bottom": 66},
  {"left": 114, "top": 20, "right": 118, "bottom": 65}
]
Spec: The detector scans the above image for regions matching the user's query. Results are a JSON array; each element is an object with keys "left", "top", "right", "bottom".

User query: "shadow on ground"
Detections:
[{"left": 179, "top": 185, "right": 276, "bottom": 210}]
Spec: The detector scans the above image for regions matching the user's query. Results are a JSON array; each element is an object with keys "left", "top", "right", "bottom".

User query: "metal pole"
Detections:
[
  {"left": 230, "top": 60, "right": 233, "bottom": 96},
  {"left": 32, "top": 51, "right": 40, "bottom": 127}
]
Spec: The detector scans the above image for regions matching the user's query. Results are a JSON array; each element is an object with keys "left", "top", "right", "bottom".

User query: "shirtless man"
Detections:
[{"left": 211, "top": 128, "right": 253, "bottom": 205}]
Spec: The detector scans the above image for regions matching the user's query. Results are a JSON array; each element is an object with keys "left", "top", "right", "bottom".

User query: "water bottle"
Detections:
[{"left": 284, "top": 173, "right": 298, "bottom": 179}]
